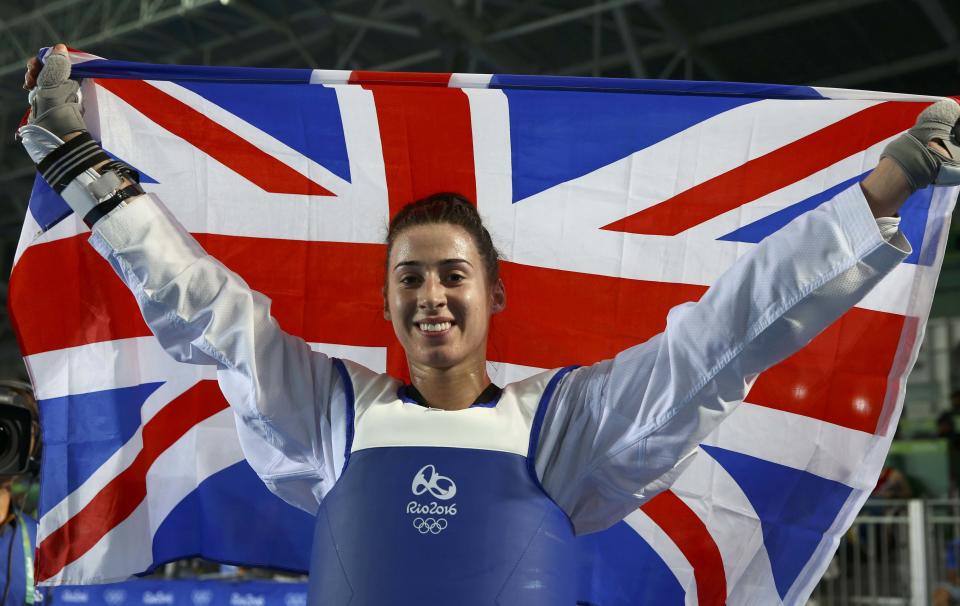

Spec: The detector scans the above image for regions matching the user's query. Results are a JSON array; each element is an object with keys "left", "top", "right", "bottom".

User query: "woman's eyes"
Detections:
[{"left": 397, "top": 273, "right": 466, "bottom": 286}]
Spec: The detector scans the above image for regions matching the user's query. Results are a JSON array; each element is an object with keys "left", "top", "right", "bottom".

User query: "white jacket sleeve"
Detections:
[
  {"left": 534, "top": 184, "right": 912, "bottom": 535},
  {"left": 88, "top": 193, "right": 348, "bottom": 514}
]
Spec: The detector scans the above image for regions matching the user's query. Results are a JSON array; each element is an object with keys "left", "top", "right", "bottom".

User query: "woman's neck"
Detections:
[{"left": 408, "top": 362, "right": 490, "bottom": 410}]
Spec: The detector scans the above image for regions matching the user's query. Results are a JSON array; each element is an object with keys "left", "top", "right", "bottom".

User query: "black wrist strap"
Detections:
[
  {"left": 35, "top": 132, "right": 111, "bottom": 194},
  {"left": 83, "top": 183, "right": 145, "bottom": 227}
]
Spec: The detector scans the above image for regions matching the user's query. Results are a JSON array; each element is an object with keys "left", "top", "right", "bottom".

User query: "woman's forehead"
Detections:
[{"left": 389, "top": 224, "right": 480, "bottom": 265}]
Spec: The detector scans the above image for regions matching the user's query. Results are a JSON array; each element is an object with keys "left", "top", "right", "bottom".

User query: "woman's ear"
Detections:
[
  {"left": 491, "top": 278, "right": 506, "bottom": 314},
  {"left": 382, "top": 286, "right": 391, "bottom": 321}
]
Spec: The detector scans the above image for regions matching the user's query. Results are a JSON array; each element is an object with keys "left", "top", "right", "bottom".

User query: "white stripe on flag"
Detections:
[
  {"left": 449, "top": 73, "right": 493, "bottom": 88},
  {"left": 672, "top": 449, "right": 783, "bottom": 605},
  {"left": 701, "top": 401, "right": 879, "bottom": 488},
  {"left": 309, "top": 70, "right": 352, "bottom": 85},
  {"left": 13, "top": 205, "right": 42, "bottom": 267},
  {"left": 26, "top": 337, "right": 215, "bottom": 401},
  {"left": 36, "top": 377, "right": 200, "bottom": 544},
  {"left": 812, "top": 87, "right": 944, "bottom": 102},
  {"left": 44, "top": 408, "right": 244, "bottom": 585}
]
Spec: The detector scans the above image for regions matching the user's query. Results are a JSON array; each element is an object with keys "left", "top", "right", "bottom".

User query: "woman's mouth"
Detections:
[{"left": 416, "top": 321, "right": 453, "bottom": 335}]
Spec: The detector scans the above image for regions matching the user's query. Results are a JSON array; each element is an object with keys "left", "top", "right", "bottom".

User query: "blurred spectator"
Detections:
[
  {"left": 939, "top": 412, "right": 960, "bottom": 494},
  {"left": 0, "top": 480, "right": 44, "bottom": 604},
  {"left": 935, "top": 540, "right": 960, "bottom": 606},
  {"left": 872, "top": 465, "right": 913, "bottom": 500}
]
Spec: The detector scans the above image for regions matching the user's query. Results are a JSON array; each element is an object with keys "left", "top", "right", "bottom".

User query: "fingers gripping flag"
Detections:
[{"left": 9, "top": 49, "right": 957, "bottom": 604}]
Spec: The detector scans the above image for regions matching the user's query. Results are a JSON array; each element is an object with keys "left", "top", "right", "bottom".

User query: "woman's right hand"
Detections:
[{"left": 23, "top": 43, "right": 67, "bottom": 91}]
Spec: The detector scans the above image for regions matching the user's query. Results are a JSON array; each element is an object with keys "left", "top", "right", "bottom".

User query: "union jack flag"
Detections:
[{"left": 10, "top": 48, "right": 957, "bottom": 604}]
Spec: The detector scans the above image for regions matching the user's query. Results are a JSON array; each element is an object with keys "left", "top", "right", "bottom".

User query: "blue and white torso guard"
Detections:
[{"left": 309, "top": 360, "right": 578, "bottom": 605}]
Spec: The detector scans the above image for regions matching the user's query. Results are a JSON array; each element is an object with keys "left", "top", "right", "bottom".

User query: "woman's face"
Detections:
[{"left": 385, "top": 223, "right": 505, "bottom": 373}]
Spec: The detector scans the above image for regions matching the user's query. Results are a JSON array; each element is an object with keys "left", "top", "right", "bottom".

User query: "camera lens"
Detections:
[{"left": 0, "top": 420, "right": 20, "bottom": 473}]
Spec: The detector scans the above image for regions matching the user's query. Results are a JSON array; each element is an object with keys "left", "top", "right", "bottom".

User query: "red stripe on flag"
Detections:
[
  {"left": 95, "top": 79, "right": 334, "bottom": 197},
  {"left": 36, "top": 380, "right": 227, "bottom": 582},
  {"left": 10, "top": 235, "right": 901, "bottom": 435},
  {"left": 349, "top": 71, "right": 453, "bottom": 86},
  {"left": 746, "top": 307, "right": 905, "bottom": 435},
  {"left": 642, "top": 490, "right": 727, "bottom": 606},
  {"left": 492, "top": 262, "right": 707, "bottom": 368},
  {"left": 602, "top": 101, "right": 927, "bottom": 235},
  {"left": 8, "top": 234, "right": 391, "bottom": 357},
  {"left": 360, "top": 79, "right": 476, "bottom": 378},
  {"left": 9, "top": 235, "right": 151, "bottom": 355}
]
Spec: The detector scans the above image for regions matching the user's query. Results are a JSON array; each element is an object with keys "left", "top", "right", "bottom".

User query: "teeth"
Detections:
[{"left": 419, "top": 322, "right": 451, "bottom": 333}]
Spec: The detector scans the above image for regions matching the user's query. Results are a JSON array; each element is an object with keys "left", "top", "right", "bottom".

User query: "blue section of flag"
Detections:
[
  {"left": 38, "top": 383, "right": 162, "bottom": 515},
  {"left": 702, "top": 444, "right": 853, "bottom": 600},
  {"left": 576, "top": 520, "right": 685, "bottom": 605},
  {"left": 173, "top": 80, "right": 351, "bottom": 183},
  {"left": 69, "top": 58, "right": 313, "bottom": 84},
  {"left": 719, "top": 175, "right": 933, "bottom": 265},
  {"left": 27, "top": 175, "right": 71, "bottom": 232},
  {"left": 491, "top": 74, "right": 825, "bottom": 100},
  {"left": 898, "top": 186, "right": 935, "bottom": 265},
  {"left": 151, "top": 461, "right": 313, "bottom": 574},
  {"left": 718, "top": 174, "right": 865, "bottom": 244},
  {"left": 504, "top": 89, "right": 753, "bottom": 202}
]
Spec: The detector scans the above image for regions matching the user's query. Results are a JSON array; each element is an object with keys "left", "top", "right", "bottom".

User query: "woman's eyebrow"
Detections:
[{"left": 393, "top": 258, "right": 472, "bottom": 270}]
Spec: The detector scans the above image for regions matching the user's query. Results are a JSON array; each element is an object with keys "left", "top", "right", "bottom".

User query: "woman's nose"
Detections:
[{"left": 418, "top": 276, "right": 446, "bottom": 309}]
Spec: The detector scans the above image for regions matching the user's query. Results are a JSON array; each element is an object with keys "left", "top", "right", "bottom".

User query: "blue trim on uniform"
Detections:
[
  {"left": 469, "top": 392, "right": 503, "bottom": 408},
  {"left": 396, "top": 385, "right": 419, "bottom": 405},
  {"left": 331, "top": 359, "right": 355, "bottom": 473},
  {"left": 395, "top": 384, "right": 504, "bottom": 408},
  {"left": 526, "top": 366, "right": 579, "bottom": 486}
]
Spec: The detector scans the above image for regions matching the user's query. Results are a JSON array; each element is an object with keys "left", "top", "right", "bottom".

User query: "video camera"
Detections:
[{"left": 0, "top": 380, "right": 39, "bottom": 478}]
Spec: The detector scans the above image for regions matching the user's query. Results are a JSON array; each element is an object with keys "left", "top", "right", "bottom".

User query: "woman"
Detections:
[{"left": 21, "top": 45, "right": 959, "bottom": 604}]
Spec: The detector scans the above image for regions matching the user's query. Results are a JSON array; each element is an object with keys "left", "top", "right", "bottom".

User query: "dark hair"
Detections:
[{"left": 386, "top": 192, "right": 501, "bottom": 284}]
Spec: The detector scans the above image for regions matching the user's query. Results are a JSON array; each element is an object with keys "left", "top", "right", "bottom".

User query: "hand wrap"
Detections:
[{"left": 18, "top": 49, "right": 143, "bottom": 227}]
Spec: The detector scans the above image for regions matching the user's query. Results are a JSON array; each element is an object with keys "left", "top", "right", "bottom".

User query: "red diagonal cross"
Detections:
[{"left": 97, "top": 79, "right": 335, "bottom": 197}]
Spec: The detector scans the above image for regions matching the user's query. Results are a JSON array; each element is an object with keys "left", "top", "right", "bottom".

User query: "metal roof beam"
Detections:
[
  {"left": 328, "top": 11, "right": 421, "bottom": 38},
  {"left": 404, "top": 0, "right": 532, "bottom": 72},
  {"left": 335, "top": 0, "right": 389, "bottom": 69},
  {"left": 914, "top": 0, "right": 960, "bottom": 51},
  {"left": 612, "top": 5, "right": 645, "bottom": 77},
  {"left": 696, "top": 0, "right": 885, "bottom": 46},
  {"left": 639, "top": 0, "right": 725, "bottom": 80},
  {"left": 812, "top": 48, "right": 955, "bottom": 87},
  {"left": 0, "top": 0, "right": 223, "bottom": 77},
  {"left": 556, "top": 0, "right": 888, "bottom": 76},
  {"left": 487, "top": 0, "right": 639, "bottom": 42}
]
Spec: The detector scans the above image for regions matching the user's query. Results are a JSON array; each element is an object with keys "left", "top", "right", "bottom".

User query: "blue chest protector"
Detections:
[{"left": 308, "top": 361, "right": 578, "bottom": 605}]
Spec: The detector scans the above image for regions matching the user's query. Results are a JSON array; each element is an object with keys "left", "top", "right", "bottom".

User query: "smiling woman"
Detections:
[
  {"left": 18, "top": 44, "right": 960, "bottom": 606},
  {"left": 383, "top": 193, "right": 506, "bottom": 410}
]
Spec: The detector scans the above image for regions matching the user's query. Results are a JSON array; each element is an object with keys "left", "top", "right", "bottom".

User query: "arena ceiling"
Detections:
[{"left": 0, "top": 0, "right": 957, "bottom": 376}]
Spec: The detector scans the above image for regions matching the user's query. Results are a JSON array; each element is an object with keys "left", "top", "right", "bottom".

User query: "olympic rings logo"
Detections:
[
  {"left": 411, "top": 464, "right": 457, "bottom": 500},
  {"left": 412, "top": 517, "right": 448, "bottom": 534}
]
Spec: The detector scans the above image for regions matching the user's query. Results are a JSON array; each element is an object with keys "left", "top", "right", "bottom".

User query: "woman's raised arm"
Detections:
[
  {"left": 19, "top": 45, "right": 347, "bottom": 514},
  {"left": 534, "top": 98, "right": 960, "bottom": 535}
]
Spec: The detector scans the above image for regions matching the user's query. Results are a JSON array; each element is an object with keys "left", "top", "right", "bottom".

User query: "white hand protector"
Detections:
[
  {"left": 27, "top": 49, "right": 86, "bottom": 137},
  {"left": 17, "top": 49, "right": 142, "bottom": 226},
  {"left": 882, "top": 98, "right": 960, "bottom": 191}
]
